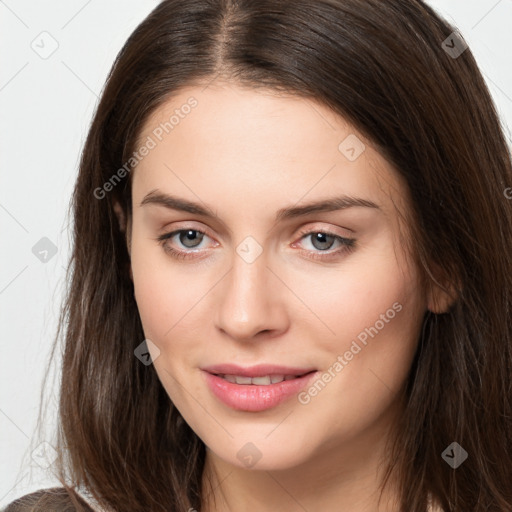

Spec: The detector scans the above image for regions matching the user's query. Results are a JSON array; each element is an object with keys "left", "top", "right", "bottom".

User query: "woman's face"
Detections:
[{"left": 126, "top": 82, "right": 434, "bottom": 472}]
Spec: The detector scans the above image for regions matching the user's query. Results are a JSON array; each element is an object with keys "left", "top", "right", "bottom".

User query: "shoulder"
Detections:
[{"left": 1, "top": 487, "right": 96, "bottom": 512}]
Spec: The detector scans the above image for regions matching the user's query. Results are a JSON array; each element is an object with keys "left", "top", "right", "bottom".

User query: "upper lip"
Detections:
[{"left": 201, "top": 364, "right": 317, "bottom": 378}]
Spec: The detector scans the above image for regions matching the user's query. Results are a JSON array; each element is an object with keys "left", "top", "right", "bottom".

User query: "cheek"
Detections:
[
  {"left": 130, "top": 233, "right": 180, "bottom": 341},
  {"left": 130, "top": 235, "right": 214, "bottom": 356},
  {"left": 295, "top": 235, "right": 425, "bottom": 386},
  {"left": 296, "top": 234, "right": 422, "bottom": 338},
  {"left": 289, "top": 253, "right": 425, "bottom": 441}
]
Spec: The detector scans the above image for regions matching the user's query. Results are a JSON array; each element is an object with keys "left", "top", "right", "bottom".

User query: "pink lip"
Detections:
[
  {"left": 201, "top": 363, "right": 316, "bottom": 378},
  {"left": 202, "top": 369, "right": 318, "bottom": 412}
]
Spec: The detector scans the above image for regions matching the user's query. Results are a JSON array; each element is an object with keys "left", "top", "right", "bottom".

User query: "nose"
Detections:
[{"left": 214, "top": 246, "right": 289, "bottom": 342}]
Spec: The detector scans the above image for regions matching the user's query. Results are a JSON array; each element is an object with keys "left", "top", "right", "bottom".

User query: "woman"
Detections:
[{"left": 4, "top": 0, "right": 511, "bottom": 511}]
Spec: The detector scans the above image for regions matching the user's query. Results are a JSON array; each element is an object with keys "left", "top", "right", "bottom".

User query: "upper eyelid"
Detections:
[
  {"left": 163, "top": 226, "right": 215, "bottom": 243},
  {"left": 162, "top": 220, "right": 353, "bottom": 238},
  {"left": 164, "top": 226, "right": 353, "bottom": 248},
  {"left": 296, "top": 223, "right": 354, "bottom": 237}
]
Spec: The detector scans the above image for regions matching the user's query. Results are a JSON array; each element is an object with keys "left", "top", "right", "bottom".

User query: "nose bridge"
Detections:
[
  {"left": 227, "top": 243, "right": 270, "bottom": 320},
  {"left": 214, "top": 236, "right": 285, "bottom": 339}
]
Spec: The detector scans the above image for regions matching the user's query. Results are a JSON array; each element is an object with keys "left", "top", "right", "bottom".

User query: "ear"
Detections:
[
  {"left": 426, "top": 264, "right": 459, "bottom": 314},
  {"left": 113, "top": 200, "right": 133, "bottom": 281}
]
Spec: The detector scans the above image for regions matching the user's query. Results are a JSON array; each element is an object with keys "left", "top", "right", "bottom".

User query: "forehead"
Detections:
[{"left": 131, "top": 82, "right": 408, "bottom": 219}]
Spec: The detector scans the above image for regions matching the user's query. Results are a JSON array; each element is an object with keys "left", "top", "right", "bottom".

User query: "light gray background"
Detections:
[{"left": 1, "top": 0, "right": 511, "bottom": 506}]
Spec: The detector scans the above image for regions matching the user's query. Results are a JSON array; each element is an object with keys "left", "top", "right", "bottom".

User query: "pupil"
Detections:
[
  {"left": 181, "top": 230, "right": 202, "bottom": 248},
  {"left": 313, "top": 232, "right": 333, "bottom": 250}
]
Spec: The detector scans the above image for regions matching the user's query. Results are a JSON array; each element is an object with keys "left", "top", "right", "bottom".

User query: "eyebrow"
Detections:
[{"left": 139, "top": 189, "right": 381, "bottom": 222}]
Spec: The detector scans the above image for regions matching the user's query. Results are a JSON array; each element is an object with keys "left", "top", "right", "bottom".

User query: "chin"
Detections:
[{"left": 206, "top": 435, "right": 315, "bottom": 472}]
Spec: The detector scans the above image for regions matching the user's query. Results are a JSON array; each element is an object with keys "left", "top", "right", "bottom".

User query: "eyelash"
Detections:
[{"left": 155, "top": 227, "right": 356, "bottom": 262}]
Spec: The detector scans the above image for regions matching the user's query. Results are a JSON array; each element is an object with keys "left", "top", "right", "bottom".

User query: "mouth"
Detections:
[
  {"left": 209, "top": 371, "right": 315, "bottom": 385},
  {"left": 202, "top": 368, "right": 319, "bottom": 412},
  {"left": 202, "top": 363, "right": 317, "bottom": 379}
]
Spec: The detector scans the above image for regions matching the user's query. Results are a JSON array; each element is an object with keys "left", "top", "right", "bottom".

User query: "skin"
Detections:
[{"left": 117, "top": 81, "right": 452, "bottom": 512}]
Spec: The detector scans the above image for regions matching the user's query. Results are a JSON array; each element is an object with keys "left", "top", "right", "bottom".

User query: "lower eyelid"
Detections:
[{"left": 159, "top": 229, "right": 355, "bottom": 257}]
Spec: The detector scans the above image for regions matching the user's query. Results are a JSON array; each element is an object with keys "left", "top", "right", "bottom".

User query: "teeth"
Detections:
[
  {"left": 252, "top": 376, "right": 272, "bottom": 385},
  {"left": 234, "top": 375, "right": 252, "bottom": 385},
  {"left": 219, "top": 374, "right": 300, "bottom": 385}
]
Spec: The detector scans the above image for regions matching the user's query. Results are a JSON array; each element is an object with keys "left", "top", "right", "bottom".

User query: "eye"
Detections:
[
  {"left": 155, "top": 226, "right": 356, "bottom": 262},
  {"left": 293, "top": 228, "right": 356, "bottom": 261},
  {"left": 156, "top": 228, "right": 214, "bottom": 260}
]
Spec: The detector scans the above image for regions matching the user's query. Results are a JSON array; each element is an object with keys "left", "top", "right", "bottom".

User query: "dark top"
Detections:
[{"left": 1, "top": 487, "right": 96, "bottom": 512}]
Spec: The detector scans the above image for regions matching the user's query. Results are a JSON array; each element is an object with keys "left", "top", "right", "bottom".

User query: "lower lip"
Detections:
[{"left": 202, "top": 370, "right": 318, "bottom": 412}]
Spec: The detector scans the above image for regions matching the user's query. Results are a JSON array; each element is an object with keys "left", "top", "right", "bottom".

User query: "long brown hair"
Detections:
[{"left": 19, "top": 0, "right": 512, "bottom": 511}]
